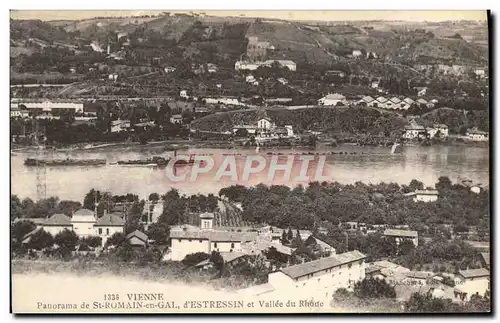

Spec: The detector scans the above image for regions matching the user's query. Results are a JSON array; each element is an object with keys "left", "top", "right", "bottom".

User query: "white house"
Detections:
[
  {"left": 454, "top": 268, "right": 490, "bottom": 302},
  {"left": 474, "top": 68, "right": 486, "bottom": 79},
  {"left": 466, "top": 128, "right": 489, "bottom": 141},
  {"left": 318, "top": 93, "right": 346, "bottom": 106},
  {"left": 170, "top": 114, "right": 183, "bottom": 124},
  {"left": 179, "top": 90, "right": 189, "bottom": 99},
  {"left": 71, "top": 208, "right": 97, "bottom": 238},
  {"left": 352, "top": 50, "right": 363, "bottom": 58},
  {"left": 11, "top": 100, "right": 84, "bottom": 113},
  {"left": 42, "top": 213, "right": 73, "bottom": 237},
  {"left": 111, "top": 119, "right": 131, "bottom": 133},
  {"left": 416, "top": 87, "right": 428, "bottom": 96},
  {"left": 267, "top": 250, "right": 366, "bottom": 298},
  {"left": 374, "top": 96, "right": 388, "bottom": 109},
  {"left": 384, "top": 229, "right": 419, "bottom": 247},
  {"left": 386, "top": 97, "right": 402, "bottom": 110},
  {"left": 164, "top": 66, "right": 176, "bottom": 73},
  {"left": 168, "top": 213, "right": 259, "bottom": 261},
  {"left": 427, "top": 124, "right": 449, "bottom": 138},
  {"left": 403, "top": 122, "right": 426, "bottom": 139},
  {"left": 94, "top": 213, "right": 125, "bottom": 246},
  {"left": 234, "top": 60, "right": 296, "bottom": 72},
  {"left": 405, "top": 189, "right": 439, "bottom": 203},
  {"left": 256, "top": 117, "right": 275, "bottom": 130},
  {"left": 235, "top": 61, "right": 262, "bottom": 71},
  {"left": 285, "top": 125, "right": 294, "bottom": 137},
  {"left": 358, "top": 96, "right": 376, "bottom": 107}
]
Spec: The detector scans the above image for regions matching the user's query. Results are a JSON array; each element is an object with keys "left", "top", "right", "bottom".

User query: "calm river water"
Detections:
[{"left": 11, "top": 145, "right": 489, "bottom": 201}]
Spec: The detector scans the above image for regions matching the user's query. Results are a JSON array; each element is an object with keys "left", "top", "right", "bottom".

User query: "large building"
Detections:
[
  {"left": 235, "top": 60, "right": 296, "bottom": 72},
  {"left": 19, "top": 208, "right": 125, "bottom": 246},
  {"left": 384, "top": 229, "right": 419, "bottom": 247},
  {"left": 318, "top": 93, "right": 346, "bottom": 106},
  {"left": 11, "top": 99, "right": 84, "bottom": 113},
  {"left": 239, "top": 250, "right": 366, "bottom": 299},
  {"left": 454, "top": 268, "right": 490, "bottom": 302}
]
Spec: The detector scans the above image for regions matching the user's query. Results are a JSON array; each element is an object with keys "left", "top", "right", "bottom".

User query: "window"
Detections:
[
  {"left": 214, "top": 243, "right": 218, "bottom": 248},
  {"left": 348, "top": 263, "right": 352, "bottom": 269},
  {"left": 98, "top": 228, "right": 102, "bottom": 235},
  {"left": 106, "top": 228, "right": 109, "bottom": 235},
  {"left": 188, "top": 239, "right": 192, "bottom": 242},
  {"left": 199, "top": 240, "right": 203, "bottom": 243},
  {"left": 231, "top": 243, "right": 235, "bottom": 248}
]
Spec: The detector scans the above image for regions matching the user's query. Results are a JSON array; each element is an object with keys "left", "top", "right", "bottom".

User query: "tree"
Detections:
[
  {"left": 398, "top": 239, "right": 415, "bottom": 256},
  {"left": 80, "top": 236, "right": 102, "bottom": 248},
  {"left": 281, "top": 231, "right": 289, "bottom": 245},
  {"left": 148, "top": 193, "right": 160, "bottom": 203},
  {"left": 354, "top": 277, "right": 396, "bottom": 299},
  {"left": 291, "top": 230, "right": 304, "bottom": 248},
  {"left": 210, "top": 250, "right": 224, "bottom": 272},
  {"left": 27, "top": 229, "right": 54, "bottom": 250},
  {"left": 287, "top": 228, "right": 294, "bottom": 242},
  {"left": 405, "top": 293, "right": 450, "bottom": 312},
  {"left": 54, "top": 229, "right": 79, "bottom": 258},
  {"left": 146, "top": 222, "right": 170, "bottom": 245},
  {"left": 11, "top": 221, "right": 36, "bottom": 243},
  {"left": 106, "top": 232, "right": 126, "bottom": 248}
]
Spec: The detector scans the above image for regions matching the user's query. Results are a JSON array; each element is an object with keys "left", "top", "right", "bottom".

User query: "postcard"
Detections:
[{"left": 10, "top": 9, "right": 490, "bottom": 314}]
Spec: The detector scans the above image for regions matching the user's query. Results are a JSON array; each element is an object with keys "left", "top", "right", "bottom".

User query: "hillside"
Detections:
[
  {"left": 419, "top": 107, "right": 489, "bottom": 133},
  {"left": 10, "top": 14, "right": 488, "bottom": 67},
  {"left": 191, "top": 107, "right": 408, "bottom": 136}
]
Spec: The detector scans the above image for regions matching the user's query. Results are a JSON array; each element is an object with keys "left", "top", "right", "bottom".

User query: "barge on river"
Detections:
[{"left": 24, "top": 158, "right": 107, "bottom": 166}]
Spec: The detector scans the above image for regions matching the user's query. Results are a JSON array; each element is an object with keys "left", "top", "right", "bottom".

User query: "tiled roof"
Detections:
[
  {"left": 126, "top": 230, "right": 148, "bottom": 242},
  {"left": 415, "top": 190, "right": 439, "bottom": 196},
  {"left": 323, "top": 93, "right": 346, "bottom": 100},
  {"left": 279, "top": 250, "right": 366, "bottom": 279},
  {"left": 384, "top": 229, "right": 418, "bottom": 238},
  {"left": 95, "top": 213, "right": 125, "bottom": 226},
  {"left": 361, "top": 96, "right": 375, "bottom": 103},
  {"left": 459, "top": 268, "right": 489, "bottom": 279},
  {"left": 73, "top": 208, "right": 95, "bottom": 216},
  {"left": 220, "top": 251, "right": 247, "bottom": 263},
  {"left": 169, "top": 229, "right": 258, "bottom": 242},
  {"left": 406, "top": 271, "right": 433, "bottom": 279},
  {"left": 481, "top": 252, "right": 490, "bottom": 266},
  {"left": 44, "top": 213, "right": 72, "bottom": 226},
  {"left": 376, "top": 97, "right": 388, "bottom": 103},
  {"left": 389, "top": 97, "right": 402, "bottom": 104}
]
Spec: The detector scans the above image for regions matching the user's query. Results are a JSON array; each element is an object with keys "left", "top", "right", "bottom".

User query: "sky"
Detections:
[{"left": 9, "top": 10, "right": 488, "bottom": 22}]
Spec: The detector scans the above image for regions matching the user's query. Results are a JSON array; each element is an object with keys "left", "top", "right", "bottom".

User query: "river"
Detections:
[{"left": 11, "top": 144, "right": 489, "bottom": 201}]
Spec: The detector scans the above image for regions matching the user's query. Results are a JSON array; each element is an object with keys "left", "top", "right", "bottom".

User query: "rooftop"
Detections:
[
  {"left": 279, "top": 250, "right": 366, "bottom": 280},
  {"left": 458, "top": 268, "right": 490, "bottom": 279},
  {"left": 44, "top": 213, "right": 72, "bottom": 226},
  {"left": 95, "top": 213, "right": 125, "bottom": 227},
  {"left": 481, "top": 252, "right": 490, "bottom": 266},
  {"left": 169, "top": 229, "right": 258, "bottom": 243},
  {"left": 384, "top": 229, "right": 418, "bottom": 238},
  {"left": 126, "top": 230, "right": 148, "bottom": 242}
]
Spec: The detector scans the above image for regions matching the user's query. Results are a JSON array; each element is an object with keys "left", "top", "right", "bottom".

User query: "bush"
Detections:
[{"left": 354, "top": 277, "right": 396, "bottom": 299}]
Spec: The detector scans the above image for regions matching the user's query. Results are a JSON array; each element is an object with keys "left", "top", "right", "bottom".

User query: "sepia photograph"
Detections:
[{"left": 9, "top": 8, "right": 491, "bottom": 314}]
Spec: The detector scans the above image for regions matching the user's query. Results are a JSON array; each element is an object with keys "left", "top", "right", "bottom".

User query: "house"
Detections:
[
  {"left": 195, "top": 252, "right": 250, "bottom": 270},
  {"left": 466, "top": 128, "right": 489, "bottom": 141},
  {"left": 233, "top": 125, "right": 257, "bottom": 135},
  {"left": 265, "top": 60, "right": 296, "bottom": 72},
  {"left": 42, "top": 213, "right": 73, "bottom": 236},
  {"left": 71, "top": 208, "right": 96, "bottom": 237},
  {"left": 168, "top": 213, "right": 259, "bottom": 261},
  {"left": 358, "top": 96, "right": 375, "bottom": 107},
  {"left": 474, "top": 68, "right": 486, "bottom": 79},
  {"left": 371, "top": 81, "right": 379, "bottom": 89},
  {"left": 234, "top": 60, "right": 296, "bottom": 72},
  {"left": 318, "top": 93, "right": 346, "bottom": 106},
  {"left": 305, "top": 236, "right": 336, "bottom": 256},
  {"left": 170, "top": 114, "right": 183, "bottom": 124},
  {"left": 404, "top": 271, "right": 434, "bottom": 285},
  {"left": 207, "top": 63, "right": 218, "bottom": 73},
  {"left": 10, "top": 107, "right": 30, "bottom": 118},
  {"left": 285, "top": 125, "right": 294, "bottom": 137},
  {"left": 427, "top": 124, "right": 449, "bottom": 138},
  {"left": 352, "top": 50, "right": 363, "bottom": 58},
  {"left": 267, "top": 250, "right": 366, "bottom": 297},
  {"left": 383, "top": 229, "right": 418, "bottom": 247},
  {"left": 179, "top": 90, "right": 188, "bottom": 99},
  {"left": 480, "top": 252, "right": 490, "bottom": 270},
  {"left": 256, "top": 117, "right": 276, "bottom": 130},
  {"left": 454, "top": 268, "right": 490, "bottom": 302},
  {"left": 95, "top": 213, "right": 125, "bottom": 245},
  {"left": 416, "top": 98, "right": 428, "bottom": 106},
  {"left": 277, "top": 78, "right": 288, "bottom": 85},
  {"left": 403, "top": 122, "right": 426, "bottom": 139},
  {"left": 416, "top": 87, "right": 428, "bottom": 96},
  {"left": 386, "top": 97, "right": 402, "bottom": 110},
  {"left": 111, "top": 119, "right": 131, "bottom": 133},
  {"left": 235, "top": 61, "right": 262, "bottom": 71},
  {"left": 164, "top": 66, "right": 176, "bottom": 73},
  {"left": 326, "top": 70, "right": 346, "bottom": 78},
  {"left": 125, "top": 230, "right": 148, "bottom": 247},
  {"left": 245, "top": 75, "right": 256, "bottom": 83},
  {"left": 405, "top": 189, "right": 439, "bottom": 202},
  {"left": 374, "top": 96, "right": 388, "bottom": 109},
  {"left": 403, "top": 97, "right": 415, "bottom": 106}
]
